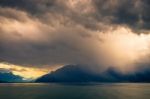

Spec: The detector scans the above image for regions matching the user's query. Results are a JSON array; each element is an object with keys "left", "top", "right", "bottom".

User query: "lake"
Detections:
[{"left": 0, "top": 83, "right": 150, "bottom": 99}]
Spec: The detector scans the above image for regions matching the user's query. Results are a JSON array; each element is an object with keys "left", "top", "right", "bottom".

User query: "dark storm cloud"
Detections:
[
  {"left": 0, "top": 0, "right": 149, "bottom": 32},
  {"left": 0, "top": 0, "right": 150, "bottom": 73},
  {"left": 0, "top": 12, "right": 101, "bottom": 67},
  {"left": 0, "top": 0, "right": 57, "bottom": 14},
  {"left": 93, "top": 0, "right": 150, "bottom": 33}
]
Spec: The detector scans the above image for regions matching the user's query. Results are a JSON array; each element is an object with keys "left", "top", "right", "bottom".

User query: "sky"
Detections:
[{"left": 0, "top": 0, "right": 150, "bottom": 79}]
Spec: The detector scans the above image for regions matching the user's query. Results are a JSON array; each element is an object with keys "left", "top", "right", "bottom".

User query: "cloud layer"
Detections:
[{"left": 0, "top": 0, "right": 150, "bottom": 73}]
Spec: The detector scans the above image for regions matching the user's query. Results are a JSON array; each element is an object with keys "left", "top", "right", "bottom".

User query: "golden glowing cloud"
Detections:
[
  {"left": 0, "top": 63, "right": 52, "bottom": 79},
  {"left": 97, "top": 27, "right": 150, "bottom": 72}
]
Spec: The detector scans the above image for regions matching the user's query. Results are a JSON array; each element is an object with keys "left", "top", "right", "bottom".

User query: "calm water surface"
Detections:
[{"left": 0, "top": 83, "right": 149, "bottom": 99}]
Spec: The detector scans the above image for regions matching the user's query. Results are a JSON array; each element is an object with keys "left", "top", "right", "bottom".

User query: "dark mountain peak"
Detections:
[
  {"left": 51, "top": 64, "right": 86, "bottom": 74},
  {"left": 36, "top": 64, "right": 115, "bottom": 83},
  {"left": 0, "top": 71, "right": 23, "bottom": 82},
  {"left": 36, "top": 64, "right": 150, "bottom": 83},
  {"left": 36, "top": 64, "right": 92, "bottom": 83}
]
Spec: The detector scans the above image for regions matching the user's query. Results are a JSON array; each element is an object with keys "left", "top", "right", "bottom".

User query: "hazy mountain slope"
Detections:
[{"left": 36, "top": 64, "right": 150, "bottom": 83}]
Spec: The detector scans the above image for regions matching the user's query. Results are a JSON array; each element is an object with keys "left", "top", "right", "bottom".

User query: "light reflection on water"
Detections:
[{"left": 0, "top": 83, "right": 150, "bottom": 99}]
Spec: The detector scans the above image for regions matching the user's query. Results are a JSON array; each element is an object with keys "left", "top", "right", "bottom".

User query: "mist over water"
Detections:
[{"left": 0, "top": 83, "right": 150, "bottom": 99}]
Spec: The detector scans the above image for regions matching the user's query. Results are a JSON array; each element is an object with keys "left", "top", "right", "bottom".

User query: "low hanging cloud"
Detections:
[{"left": 0, "top": 0, "right": 150, "bottom": 73}]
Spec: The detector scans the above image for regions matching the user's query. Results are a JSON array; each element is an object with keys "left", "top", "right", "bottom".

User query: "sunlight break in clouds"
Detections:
[
  {"left": 0, "top": 63, "right": 50, "bottom": 79},
  {"left": 0, "top": 0, "right": 150, "bottom": 78},
  {"left": 98, "top": 27, "right": 150, "bottom": 72}
]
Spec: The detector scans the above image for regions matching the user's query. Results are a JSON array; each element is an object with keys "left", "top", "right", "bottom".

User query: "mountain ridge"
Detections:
[
  {"left": 0, "top": 71, "right": 23, "bottom": 82},
  {"left": 36, "top": 64, "right": 150, "bottom": 83}
]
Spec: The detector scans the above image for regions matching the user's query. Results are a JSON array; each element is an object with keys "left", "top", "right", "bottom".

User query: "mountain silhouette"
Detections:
[
  {"left": 36, "top": 64, "right": 150, "bottom": 83},
  {"left": 0, "top": 71, "right": 23, "bottom": 82},
  {"left": 0, "top": 80, "right": 5, "bottom": 83},
  {"left": 36, "top": 64, "right": 104, "bottom": 82}
]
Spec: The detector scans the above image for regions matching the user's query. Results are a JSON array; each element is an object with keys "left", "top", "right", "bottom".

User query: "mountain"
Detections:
[
  {"left": 0, "top": 71, "right": 23, "bottom": 82},
  {"left": 36, "top": 64, "right": 123, "bottom": 82},
  {"left": 0, "top": 80, "right": 5, "bottom": 83},
  {"left": 36, "top": 64, "right": 150, "bottom": 83},
  {"left": 36, "top": 64, "right": 103, "bottom": 82},
  {"left": 126, "top": 69, "right": 150, "bottom": 82}
]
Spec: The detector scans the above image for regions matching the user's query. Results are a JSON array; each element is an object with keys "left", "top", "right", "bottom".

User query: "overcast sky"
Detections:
[{"left": 0, "top": 0, "right": 150, "bottom": 78}]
